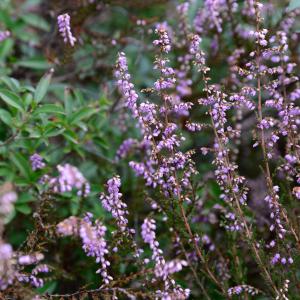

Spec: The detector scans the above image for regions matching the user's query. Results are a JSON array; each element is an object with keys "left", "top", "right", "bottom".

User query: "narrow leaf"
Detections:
[
  {"left": 33, "top": 104, "right": 65, "bottom": 116},
  {"left": 0, "top": 108, "right": 12, "bottom": 126},
  {"left": 10, "top": 152, "right": 31, "bottom": 178},
  {"left": 34, "top": 68, "right": 54, "bottom": 103},
  {"left": 69, "top": 107, "right": 98, "bottom": 125},
  {"left": 0, "top": 76, "right": 20, "bottom": 92},
  {"left": 0, "top": 89, "right": 24, "bottom": 112}
]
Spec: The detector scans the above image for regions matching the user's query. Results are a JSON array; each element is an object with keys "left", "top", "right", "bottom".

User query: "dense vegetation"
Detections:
[{"left": 0, "top": 0, "right": 300, "bottom": 299}]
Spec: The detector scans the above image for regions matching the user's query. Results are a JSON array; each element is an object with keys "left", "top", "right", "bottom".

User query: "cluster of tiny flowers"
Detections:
[
  {"left": 57, "top": 214, "right": 112, "bottom": 284},
  {"left": 224, "top": 212, "right": 243, "bottom": 232},
  {"left": 175, "top": 2, "right": 190, "bottom": 49},
  {"left": 270, "top": 253, "right": 293, "bottom": 266},
  {"left": 163, "top": 259, "right": 188, "bottom": 276},
  {"left": 141, "top": 218, "right": 189, "bottom": 300},
  {"left": 194, "top": 0, "right": 227, "bottom": 34},
  {"left": 0, "top": 30, "right": 10, "bottom": 42},
  {"left": 18, "top": 253, "right": 44, "bottom": 266},
  {"left": 115, "top": 52, "right": 139, "bottom": 117},
  {"left": 249, "top": 28, "right": 268, "bottom": 47},
  {"left": 0, "top": 245, "right": 47, "bottom": 290},
  {"left": 216, "top": 258, "right": 231, "bottom": 283},
  {"left": 153, "top": 25, "right": 175, "bottom": 91},
  {"left": 141, "top": 218, "right": 166, "bottom": 279},
  {"left": 30, "top": 153, "right": 46, "bottom": 171},
  {"left": 57, "top": 13, "right": 76, "bottom": 47},
  {"left": 115, "top": 138, "right": 138, "bottom": 161},
  {"left": 80, "top": 213, "right": 112, "bottom": 284},
  {"left": 228, "top": 284, "right": 259, "bottom": 296},
  {"left": 276, "top": 280, "right": 290, "bottom": 300},
  {"left": 100, "top": 176, "right": 130, "bottom": 233},
  {"left": 264, "top": 186, "right": 286, "bottom": 240},
  {"left": 100, "top": 176, "right": 143, "bottom": 258},
  {"left": 153, "top": 24, "right": 171, "bottom": 53},
  {"left": 50, "top": 164, "right": 90, "bottom": 196},
  {"left": 31, "top": 264, "right": 49, "bottom": 276},
  {"left": 185, "top": 122, "right": 202, "bottom": 132},
  {"left": 17, "top": 252, "right": 48, "bottom": 288}
]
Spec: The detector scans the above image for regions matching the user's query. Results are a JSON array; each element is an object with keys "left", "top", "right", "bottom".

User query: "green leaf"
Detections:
[
  {"left": 15, "top": 204, "right": 32, "bottom": 215},
  {"left": 68, "top": 107, "right": 98, "bottom": 125},
  {"left": 63, "top": 130, "right": 78, "bottom": 144},
  {"left": 10, "top": 152, "right": 31, "bottom": 178},
  {"left": 4, "top": 209, "right": 16, "bottom": 224},
  {"left": 17, "top": 192, "right": 34, "bottom": 204},
  {"left": 0, "top": 108, "right": 12, "bottom": 125},
  {"left": 64, "top": 87, "right": 73, "bottom": 116},
  {"left": 70, "top": 201, "right": 80, "bottom": 215},
  {"left": 34, "top": 69, "right": 54, "bottom": 103},
  {"left": 16, "top": 58, "right": 50, "bottom": 70},
  {"left": 36, "top": 281, "right": 57, "bottom": 294},
  {"left": 0, "top": 166, "right": 14, "bottom": 178},
  {"left": 0, "top": 89, "right": 24, "bottom": 112},
  {"left": 44, "top": 125, "right": 65, "bottom": 137},
  {"left": 33, "top": 104, "right": 65, "bottom": 116},
  {"left": 21, "top": 13, "right": 50, "bottom": 31},
  {"left": 0, "top": 76, "right": 20, "bottom": 92},
  {"left": 0, "top": 38, "right": 13, "bottom": 60}
]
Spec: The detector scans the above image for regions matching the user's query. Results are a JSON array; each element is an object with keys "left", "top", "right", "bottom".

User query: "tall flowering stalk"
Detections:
[
  {"left": 57, "top": 213, "right": 112, "bottom": 285},
  {"left": 141, "top": 218, "right": 190, "bottom": 300},
  {"left": 57, "top": 13, "right": 76, "bottom": 47},
  {"left": 100, "top": 176, "right": 142, "bottom": 258},
  {"left": 189, "top": 32, "right": 281, "bottom": 296},
  {"left": 253, "top": 2, "right": 300, "bottom": 248}
]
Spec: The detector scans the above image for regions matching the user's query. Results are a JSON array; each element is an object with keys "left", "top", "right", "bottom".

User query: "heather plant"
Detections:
[{"left": 0, "top": 0, "right": 300, "bottom": 299}]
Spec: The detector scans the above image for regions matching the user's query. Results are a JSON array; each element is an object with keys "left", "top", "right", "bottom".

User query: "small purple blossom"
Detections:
[
  {"left": 0, "top": 31, "right": 10, "bottom": 42},
  {"left": 30, "top": 153, "right": 45, "bottom": 171}
]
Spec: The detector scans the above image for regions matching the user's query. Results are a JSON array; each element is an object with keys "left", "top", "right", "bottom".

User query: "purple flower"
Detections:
[
  {"left": 115, "top": 138, "right": 137, "bottom": 161},
  {"left": 18, "top": 253, "right": 44, "bottom": 265},
  {"left": 57, "top": 13, "right": 76, "bottom": 47},
  {"left": 100, "top": 176, "right": 129, "bottom": 232},
  {"left": 0, "top": 31, "right": 10, "bottom": 42},
  {"left": 115, "top": 52, "right": 139, "bottom": 117},
  {"left": 80, "top": 213, "right": 112, "bottom": 284},
  {"left": 30, "top": 153, "right": 45, "bottom": 171},
  {"left": 141, "top": 218, "right": 189, "bottom": 299},
  {"left": 228, "top": 285, "right": 259, "bottom": 296},
  {"left": 271, "top": 253, "right": 280, "bottom": 265},
  {"left": 153, "top": 24, "right": 171, "bottom": 53},
  {"left": 50, "top": 164, "right": 90, "bottom": 197}
]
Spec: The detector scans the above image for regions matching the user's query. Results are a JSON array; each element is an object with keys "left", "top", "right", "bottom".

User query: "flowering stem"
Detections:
[{"left": 255, "top": 4, "right": 300, "bottom": 250}]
